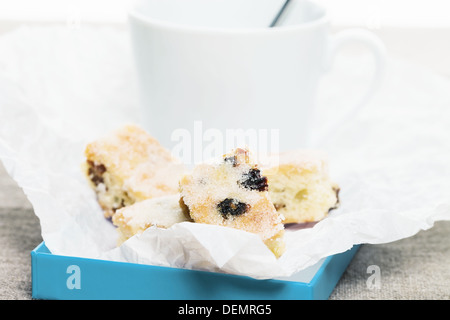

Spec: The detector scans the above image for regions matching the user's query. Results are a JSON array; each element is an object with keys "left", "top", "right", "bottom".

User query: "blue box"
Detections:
[{"left": 31, "top": 242, "right": 359, "bottom": 300}]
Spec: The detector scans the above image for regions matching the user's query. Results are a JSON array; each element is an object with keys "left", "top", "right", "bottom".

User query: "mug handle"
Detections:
[{"left": 311, "top": 28, "right": 387, "bottom": 146}]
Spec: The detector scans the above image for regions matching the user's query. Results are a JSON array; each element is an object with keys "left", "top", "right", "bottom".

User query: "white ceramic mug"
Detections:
[{"left": 129, "top": 0, "right": 386, "bottom": 158}]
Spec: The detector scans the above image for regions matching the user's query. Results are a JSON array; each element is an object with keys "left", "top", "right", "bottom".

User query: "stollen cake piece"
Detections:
[
  {"left": 83, "top": 124, "right": 185, "bottom": 218},
  {"left": 112, "top": 194, "right": 192, "bottom": 244},
  {"left": 262, "top": 150, "right": 339, "bottom": 224},
  {"left": 179, "top": 148, "right": 285, "bottom": 258}
]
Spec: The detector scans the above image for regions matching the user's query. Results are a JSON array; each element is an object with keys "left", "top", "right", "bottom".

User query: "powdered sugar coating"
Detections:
[
  {"left": 180, "top": 148, "right": 285, "bottom": 249},
  {"left": 112, "top": 194, "right": 191, "bottom": 243}
]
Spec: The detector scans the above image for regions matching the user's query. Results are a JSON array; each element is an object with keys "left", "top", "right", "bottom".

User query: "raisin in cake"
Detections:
[
  {"left": 112, "top": 194, "right": 192, "bottom": 244},
  {"left": 83, "top": 124, "right": 184, "bottom": 218},
  {"left": 262, "top": 150, "right": 339, "bottom": 224},
  {"left": 179, "top": 148, "right": 285, "bottom": 258}
]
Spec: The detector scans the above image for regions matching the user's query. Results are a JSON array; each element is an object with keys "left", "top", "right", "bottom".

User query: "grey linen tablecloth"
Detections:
[{"left": 1, "top": 163, "right": 449, "bottom": 300}]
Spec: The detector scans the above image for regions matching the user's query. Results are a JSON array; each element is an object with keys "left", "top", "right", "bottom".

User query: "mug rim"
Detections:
[{"left": 128, "top": 0, "right": 329, "bottom": 34}]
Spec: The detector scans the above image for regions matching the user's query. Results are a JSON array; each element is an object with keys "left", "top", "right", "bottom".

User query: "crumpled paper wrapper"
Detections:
[{"left": 0, "top": 26, "right": 449, "bottom": 279}]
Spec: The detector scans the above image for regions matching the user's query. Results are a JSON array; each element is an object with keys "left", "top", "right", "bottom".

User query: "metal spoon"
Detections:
[{"left": 269, "top": 0, "right": 292, "bottom": 27}]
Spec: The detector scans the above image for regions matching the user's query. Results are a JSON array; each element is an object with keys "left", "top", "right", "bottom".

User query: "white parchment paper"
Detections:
[{"left": 0, "top": 26, "right": 449, "bottom": 279}]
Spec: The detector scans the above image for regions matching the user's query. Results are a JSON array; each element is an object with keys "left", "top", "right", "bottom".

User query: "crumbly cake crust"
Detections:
[
  {"left": 262, "top": 150, "right": 339, "bottom": 224},
  {"left": 84, "top": 124, "right": 184, "bottom": 218}
]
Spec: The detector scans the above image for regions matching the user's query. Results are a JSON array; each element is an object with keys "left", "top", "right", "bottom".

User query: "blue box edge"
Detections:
[{"left": 31, "top": 242, "right": 360, "bottom": 300}]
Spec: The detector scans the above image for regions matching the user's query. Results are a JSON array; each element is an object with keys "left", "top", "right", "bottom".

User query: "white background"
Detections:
[
  {"left": 0, "top": 0, "right": 449, "bottom": 27},
  {"left": 0, "top": 0, "right": 449, "bottom": 76}
]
